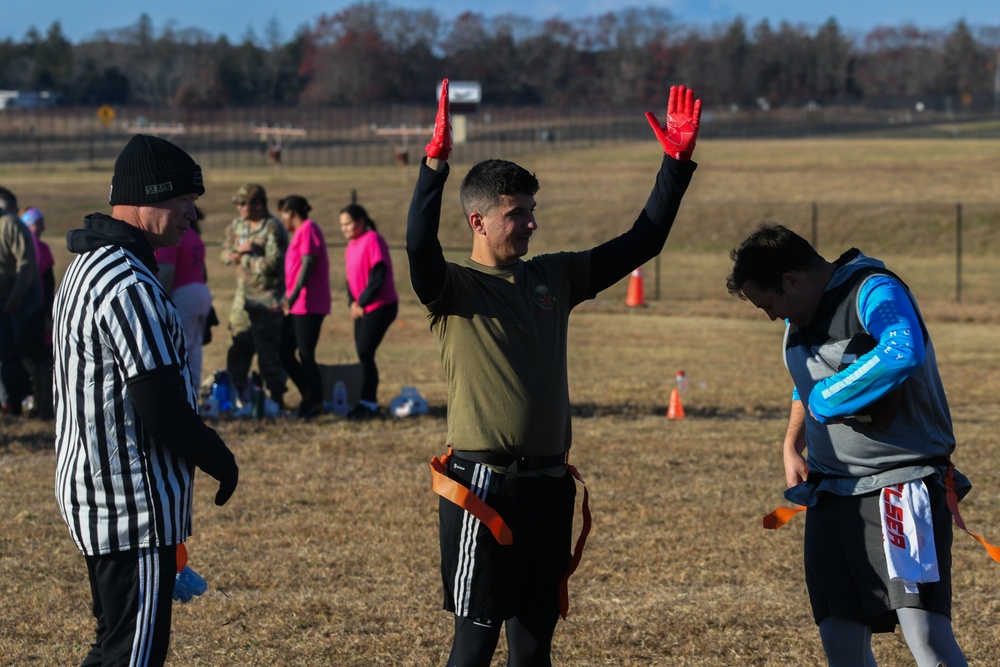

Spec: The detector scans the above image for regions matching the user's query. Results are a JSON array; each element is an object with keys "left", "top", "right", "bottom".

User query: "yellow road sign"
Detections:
[{"left": 97, "top": 105, "right": 115, "bottom": 127}]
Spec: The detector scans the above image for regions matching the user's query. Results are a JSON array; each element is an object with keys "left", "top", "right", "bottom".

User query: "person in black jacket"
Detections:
[
  {"left": 0, "top": 186, "right": 42, "bottom": 416},
  {"left": 53, "top": 134, "right": 238, "bottom": 667}
]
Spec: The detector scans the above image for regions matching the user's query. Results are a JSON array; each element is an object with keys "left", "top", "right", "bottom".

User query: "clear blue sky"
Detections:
[{"left": 4, "top": 0, "right": 999, "bottom": 43}]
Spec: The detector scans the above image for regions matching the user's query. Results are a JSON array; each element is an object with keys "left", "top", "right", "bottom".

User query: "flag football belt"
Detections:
[
  {"left": 430, "top": 447, "right": 592, "bottom": 619},
  {"left": 449, "top": 449, "right": 568, "bottom": 473},
  {"left": 761, "top": 459, "right": 1000, "bottom": 563}
]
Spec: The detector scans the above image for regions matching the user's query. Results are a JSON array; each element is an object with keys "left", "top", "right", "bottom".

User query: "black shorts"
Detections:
[
  {"left": 439, "top": 452, "right": 576, "bottom": 624},
  {"left": 804, "top": 478, "right": 954, "bottom": 633}
]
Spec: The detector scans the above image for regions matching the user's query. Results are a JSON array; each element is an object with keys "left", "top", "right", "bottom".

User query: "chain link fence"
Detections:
[
  {"left": 3, "top": 104, "right": 1000, "bottom": 167},
  {"left": 3, "top": 104, "right": 998, "bottom": 313}
]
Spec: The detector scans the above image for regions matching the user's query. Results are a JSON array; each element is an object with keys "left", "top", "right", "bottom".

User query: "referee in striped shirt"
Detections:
[{"left": 53, "top": 134, "right": 239, "bottom": 666}]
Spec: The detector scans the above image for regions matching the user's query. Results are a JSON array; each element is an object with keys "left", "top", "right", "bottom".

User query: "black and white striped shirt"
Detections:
[{"left": 54, "top": 215, "right": 197, "bottom": 556}]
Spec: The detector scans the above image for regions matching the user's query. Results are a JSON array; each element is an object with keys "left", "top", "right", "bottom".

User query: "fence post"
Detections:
[{"left": 956, "top": 202, "right": 963, "bottom": 304}]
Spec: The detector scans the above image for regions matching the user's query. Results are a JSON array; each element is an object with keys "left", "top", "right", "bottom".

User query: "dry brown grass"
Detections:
[{"left": 2, "top": 139, "right": 999, "bottom": 665}]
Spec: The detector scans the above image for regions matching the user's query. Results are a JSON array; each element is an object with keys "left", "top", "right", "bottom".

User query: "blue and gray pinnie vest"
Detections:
[{"left": 783, "top": 248, "right": 970, "bottom": 506}]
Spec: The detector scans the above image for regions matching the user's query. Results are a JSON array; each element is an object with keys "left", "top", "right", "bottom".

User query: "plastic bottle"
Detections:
[
  {"left": 202, "top": 394, "right": 219, "bottom": 418},
  {"left": 250, "top": 372, "right": 265, "bottom": 420},
  {"left": 676, "top": 370, "right": 688, "bottom": 393},
  {"left": 211, "top": 370, "right": 232, "bottom": 413},
  {"left": 174, "top": 565, "right": 208, "bottom": 603},
  {"left": 332, "top": 380, "right": 348, "bottom": 416}
]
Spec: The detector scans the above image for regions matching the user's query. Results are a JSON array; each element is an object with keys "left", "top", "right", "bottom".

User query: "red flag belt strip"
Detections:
[
  {"left": 430, "top": 447, "right": 513, "bottom": 545},
  {"left": 943, "top": 461, "right": 1000, "bottom": 563},
  {"left": 559, "top": 463, "right": 591, "bottom": 619},
  {"left": 429, "top": 447, "right": 592, "bottom": 618},
  {"left": 760, "top": 460, "right": 1000, "bottom": 563}
]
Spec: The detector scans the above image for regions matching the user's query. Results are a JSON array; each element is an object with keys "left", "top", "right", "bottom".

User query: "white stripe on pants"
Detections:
[{"left": 454, "top": 463, "right": 493, "bottom": 617}]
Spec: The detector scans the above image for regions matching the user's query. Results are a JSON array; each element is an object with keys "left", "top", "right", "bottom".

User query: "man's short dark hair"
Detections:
[
  {"left": 0, "top": 185, "right": 17, "bottom": 214},
  {"left": 459, "top": 159, "right": 539, "bottom": 218},
  {"left": 726, "top": 223, "right": 824, "bottom": 297}
]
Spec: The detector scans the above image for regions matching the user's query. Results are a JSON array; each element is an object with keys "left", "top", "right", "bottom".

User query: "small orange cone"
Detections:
[
  {"left": 625, "top": 267, "right": 645, "bottom": 307},
  {"left": 667, "top": 388, "right": 685, "bottom": 419}
]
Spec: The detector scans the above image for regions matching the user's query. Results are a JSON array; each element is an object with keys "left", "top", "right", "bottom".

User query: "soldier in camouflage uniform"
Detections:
[{"left": 221, "top": 184, "right": 289, "bottom": 408}]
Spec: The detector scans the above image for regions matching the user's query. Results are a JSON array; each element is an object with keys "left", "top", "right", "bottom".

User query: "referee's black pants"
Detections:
[{"left": 81, "top": 545, "right": 177, "bottom": 667}]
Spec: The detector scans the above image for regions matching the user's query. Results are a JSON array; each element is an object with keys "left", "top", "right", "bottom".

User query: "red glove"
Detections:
[
  {"left": 645, "top": 85, "right": 702, "bottom": 161},
  {"left": 425, "top": 78, "right": 452, "bottom": 160}
]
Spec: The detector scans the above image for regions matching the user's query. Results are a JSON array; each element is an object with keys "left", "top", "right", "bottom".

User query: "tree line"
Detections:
[{"left": 2, "top": 2, "right": 999, "bottom": 111}]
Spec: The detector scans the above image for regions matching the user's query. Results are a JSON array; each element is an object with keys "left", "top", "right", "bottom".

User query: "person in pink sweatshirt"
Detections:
[
  {"left": 279, "top": 195, "right": 331, "bottom": 419},
  {"left": 155, "top": 207, "right": 212, "bottom": 386},
  {"left": 340, "top": 203, "right": 397, "bottom": 420}
]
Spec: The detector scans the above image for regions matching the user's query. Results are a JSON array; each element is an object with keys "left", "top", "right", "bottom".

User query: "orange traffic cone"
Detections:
[
  {"left": 667, "top": 388, "right": 685, "bottom": 419},
  {"left": 625, "top": 267, "right": 645, "bottom": 307}
]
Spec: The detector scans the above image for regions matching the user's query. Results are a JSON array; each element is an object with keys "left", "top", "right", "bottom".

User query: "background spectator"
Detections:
[
  {"left": 17, "top": 206, "right": 55, "bottom": 418},
  {"left": 0, "top": 186, "right": 43, "bottom": 417},
  {"left": 155, "top": 206, "right": 212, "bottom": 386},
  {"left": 220, "top": 183, "right": 289, "bottom": 409},
  {"left": 340, "top": 203, "right": 398, "bottom": 420},
  {"left": 279, "top": 195, "right": 331, "bottom": 420}
]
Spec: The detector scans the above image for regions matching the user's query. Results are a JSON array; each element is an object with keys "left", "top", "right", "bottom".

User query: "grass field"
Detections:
[{"left": 1, "top": 139, "right": 999, "bottom": 665}]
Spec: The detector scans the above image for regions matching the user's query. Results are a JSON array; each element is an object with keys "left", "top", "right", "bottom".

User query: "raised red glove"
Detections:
[
  {"left": 645, "top": 85, "right": 702, "bottom": 160},
  {"left": 425, "top": 78, "right": 452, "bottom": 160}
]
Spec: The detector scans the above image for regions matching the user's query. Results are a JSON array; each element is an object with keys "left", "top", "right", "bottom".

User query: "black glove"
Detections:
[
  {"left": 213, "top": 455, "right": 239, "bottom": 506},
  {"left": 129, "top": 365, "right": 240, "bottom": 506}
]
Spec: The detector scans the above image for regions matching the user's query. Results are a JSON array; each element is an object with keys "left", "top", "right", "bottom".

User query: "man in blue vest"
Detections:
[{"left": 727, "top": 223, "right": 969, "bottom": 667}]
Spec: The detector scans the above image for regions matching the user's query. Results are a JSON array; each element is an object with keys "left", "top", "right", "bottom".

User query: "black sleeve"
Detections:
[
  {"left": 406, "top": 158, "right": 450, "bottom": 304},
  {"left": 127, "top": 366, "right": 238, "bottom": 504},
  {"left": 42, "top": 267, "right": 55, "bottom": 313},
  {"left": 588, "top": 156, "right": 697, "bottom": 295},
  {"left": 355, "top": 262, "right": 387, "bottom": 308}
]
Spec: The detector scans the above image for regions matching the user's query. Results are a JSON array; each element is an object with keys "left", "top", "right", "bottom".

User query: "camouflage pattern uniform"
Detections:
[{"left": 220, "top": 202, "right": 289, "bottom": 404}]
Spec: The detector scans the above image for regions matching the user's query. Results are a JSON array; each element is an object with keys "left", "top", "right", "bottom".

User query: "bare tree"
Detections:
[
  {"left": 3, "top": 6, "right": 1000, "bottom": 114},
  {"left": 939, "top": 20, "right": 991, "bottom": 109},
  {"left": 856, "top": 26, "right": 941, "bottom": 103}
]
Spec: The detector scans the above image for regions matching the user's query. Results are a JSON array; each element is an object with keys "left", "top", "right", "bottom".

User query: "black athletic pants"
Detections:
[
  {"left": 448, "top": 610, "right": 560, "bottom": 667},
  {"left": 353, "top": 302, "right": 397, "bottom": 404},
  {"left": 443, "top": 463, "right": 575, "bottom": 667},
  {"left": 0, "top": 305, "right": 44, "bottom": 414},
  {"left": 280, "top": 313, "right": 326, "bottom": 412},
  {"left": 81, "top": 546, "right": 177, "bottom": 667}
]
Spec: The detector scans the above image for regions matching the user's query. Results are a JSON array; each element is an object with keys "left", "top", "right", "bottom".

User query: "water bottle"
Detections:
[
  {"left": 202, "top": 394, "right": 219, "bottom": 418},
  {"left": 211, "top": 370, "right": 232, "bottom": 413},
  {"left": 332, "top": 380, "right": 348, "bottom": 416},
  {"left": 250, "top": 372, "right": 265, "bottom": 420},
  {"left": 174, "top": 565, "right": 208, "bottom": 603},
  {"left": 676, "top": 370, "right": 688, "bottom": 393}
]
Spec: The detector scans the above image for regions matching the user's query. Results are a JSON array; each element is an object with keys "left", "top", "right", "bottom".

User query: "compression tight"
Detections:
[
  {"left": 897, "top": 608, "right": 967, "bottom": 667},
  {"left": 446, "top": 611, "right": 558, "bottom": 667},
  {"left": 447, "top": 616, "right": 501, "bottom": 667},
  {"left": 819, "top": 611, "right": 967, "bottom": 667},
  {"left": 818, "top": 617, "right": 877, "bottom": 667}
]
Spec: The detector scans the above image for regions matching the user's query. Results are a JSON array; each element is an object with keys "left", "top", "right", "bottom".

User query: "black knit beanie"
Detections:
[{"left": 109, "top": 134, "right": 205, "bottom": 206}]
